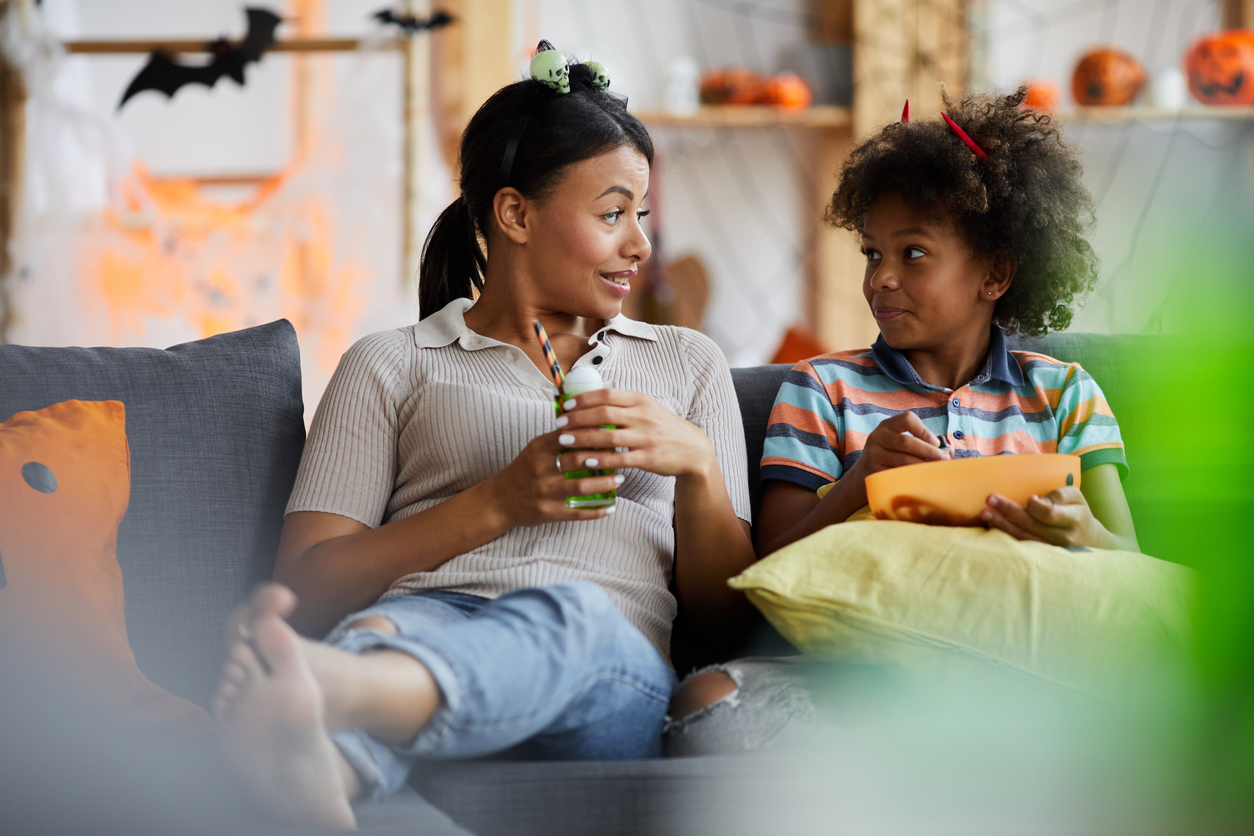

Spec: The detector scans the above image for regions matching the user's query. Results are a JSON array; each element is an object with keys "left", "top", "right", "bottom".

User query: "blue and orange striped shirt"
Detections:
[{"left": 761, "top": 326, "right": 1127, "bottom": 491}]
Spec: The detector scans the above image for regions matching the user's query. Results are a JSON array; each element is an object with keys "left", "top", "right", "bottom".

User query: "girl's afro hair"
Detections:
[{"left": 827, "top": 88, "right": 1099, "bottom": 336}]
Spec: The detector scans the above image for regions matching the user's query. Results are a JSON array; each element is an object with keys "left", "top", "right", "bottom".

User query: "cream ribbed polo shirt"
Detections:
[{"left": 286, "top": 298, "right": 751, "bottom": 659}]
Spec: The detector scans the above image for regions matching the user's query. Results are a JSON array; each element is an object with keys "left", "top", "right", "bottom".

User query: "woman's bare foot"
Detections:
[{"left": 215, "top": 585, "right": 357, "bottom": 830}]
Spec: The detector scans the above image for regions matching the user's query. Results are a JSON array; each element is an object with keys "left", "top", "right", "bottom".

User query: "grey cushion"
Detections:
[
  {"left": 0, "top": 321, "right": 305, "bottom": 706},
  {"left": 730, "top": 364, "right": 791, "bottom": 527}
]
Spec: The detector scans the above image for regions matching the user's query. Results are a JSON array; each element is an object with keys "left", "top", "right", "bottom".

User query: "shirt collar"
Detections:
[
  {"left": 412, "top": 297, "right": 659, "bottom": 349},
  {"left": 871, "top": 323, "right": 1024, "bottom": 391}
]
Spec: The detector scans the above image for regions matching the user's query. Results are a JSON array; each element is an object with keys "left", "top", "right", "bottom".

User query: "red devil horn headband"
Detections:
[{"left": 900, "top": 99, "right": 988, "bottom": 160}]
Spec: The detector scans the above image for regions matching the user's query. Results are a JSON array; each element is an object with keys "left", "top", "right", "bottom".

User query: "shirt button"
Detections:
[
  {"left": 952, "top": 398, "right": 960, "bottom": 407},
  {"left": 953, "top": 430, "right": 964, "bottom": 440},
  {"left": 592, "top": 356, "right": 603, "bottom": 365},
  {"left": 597, "top": 331, "right": 606, "bottom": 340}
]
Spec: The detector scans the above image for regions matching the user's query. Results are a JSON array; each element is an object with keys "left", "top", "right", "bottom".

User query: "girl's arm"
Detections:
[
  {"left": 981, "top": 462, "right": 1139, "bottom": 552},
  {"left": 756, "top": 410, "right": 950, "bottom": 556},
  {"left": 275, "top": 429, "right": 621, "bottom": 637}
]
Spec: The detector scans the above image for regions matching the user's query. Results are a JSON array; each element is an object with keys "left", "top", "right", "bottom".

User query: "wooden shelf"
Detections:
[
  {"left": 633, "top": 105, "right": 851, "bottom": 129},
  {"left": 62, "top": 37, "right": 404, "bottom": 55},
  {"left": 1060, "top": 106, "right": 1254, "bottom": 123}
]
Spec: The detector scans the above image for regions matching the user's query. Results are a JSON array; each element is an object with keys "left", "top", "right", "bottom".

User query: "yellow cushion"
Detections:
[{"left": 729, "top": 518, "right": 1194, "bottom": 697}]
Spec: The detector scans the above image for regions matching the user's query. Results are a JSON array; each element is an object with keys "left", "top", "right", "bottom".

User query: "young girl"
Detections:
[
  {"left": 211, "top": 46, "right": 755, "bottom": 829},
  {"left": 666, "top": 88, "right": 1138, "bottom": 755}
]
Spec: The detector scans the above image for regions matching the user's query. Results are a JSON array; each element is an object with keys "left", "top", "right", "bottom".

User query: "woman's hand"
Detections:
[
  {"left": 840, "top": 410, "right": 950, "bottom": 506},
  {"left": 980, "top": 487, "right": 1111, "bottom": 549},
  {"left": 553, "top": 388, "right": 717, "bottom": 482},
  {"left": 484, "top": 429, "right": 622, "bottom": 528}
]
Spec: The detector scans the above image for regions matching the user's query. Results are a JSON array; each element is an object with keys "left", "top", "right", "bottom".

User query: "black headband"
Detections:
[{"left": 497, "top": 113, "right": 531, "bottom": 192}]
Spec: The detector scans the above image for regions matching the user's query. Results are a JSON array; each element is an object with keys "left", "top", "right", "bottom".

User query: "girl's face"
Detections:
[
  {"left": 860, "top": 192, "right": 1003, "bottom": 352},
  {"left": 523, "top": 146, "right": 652, "bottom": 320}
]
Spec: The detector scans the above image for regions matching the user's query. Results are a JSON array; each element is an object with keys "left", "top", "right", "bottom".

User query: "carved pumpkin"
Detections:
[
  {"left": 761, "top": 73, "right": 813, "bottom": 109},
  {"left": 699, "top": 69, "right": 766, "bottom": 105},
  {"left": 1022, "top": 79, "right": 1061, "bottom": 112},
  {"left": 1071, "top": 48, "right": 1146, "bottom": 106},
  {"left": 1185, "top": 30, "right": 1254, "bottom": 106}
]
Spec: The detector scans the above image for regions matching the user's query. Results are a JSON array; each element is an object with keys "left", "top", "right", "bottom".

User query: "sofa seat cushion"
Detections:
[{"left": 0, "top": 321, "right": 305, "bottom": 707}]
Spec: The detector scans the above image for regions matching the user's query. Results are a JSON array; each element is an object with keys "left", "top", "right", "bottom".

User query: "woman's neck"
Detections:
[
  {"left": 462, "top": 256, "right": 602, "bottom": 359},
  {"left": 901, "top": 325, "right": 993, "bottom": 391}
]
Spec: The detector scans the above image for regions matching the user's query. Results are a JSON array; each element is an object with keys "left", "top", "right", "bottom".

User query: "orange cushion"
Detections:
[{"left": 0, "top": 400, "right": 211, "bottom": 734}]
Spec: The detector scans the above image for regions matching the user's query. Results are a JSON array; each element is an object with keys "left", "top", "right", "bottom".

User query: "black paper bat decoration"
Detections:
[
  {"left": 118, "top": 7, "right": 282, "bottom": 110},
  {"left": 371, "top": 8, "right": 454, "bottom": 35}
]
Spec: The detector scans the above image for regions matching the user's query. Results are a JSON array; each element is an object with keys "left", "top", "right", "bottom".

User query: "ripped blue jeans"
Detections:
[
  {"left": 663, "top": 656, "right": 840, "bottom": 757},
  {"left": 324, "top": 581, "right": 676, "bottom": 801}
]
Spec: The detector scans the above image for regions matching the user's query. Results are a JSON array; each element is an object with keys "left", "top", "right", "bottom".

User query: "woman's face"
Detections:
[
  {"left": 522, "top": 145, "right": 652, "bottom": 320},
  {"left": 860, "top": 192, "right": 996, "bottom": 352}
]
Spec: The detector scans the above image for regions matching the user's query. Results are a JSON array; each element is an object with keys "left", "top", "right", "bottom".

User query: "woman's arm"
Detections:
[
  {"left": 554, "top": 388, "right": 757, "bottom": 642},
  {"left": 276, "top": 429, "right": 621, "bottom": 636},
  {"left": 981, "top": 463, "right": 1140, "bottom": 552}
]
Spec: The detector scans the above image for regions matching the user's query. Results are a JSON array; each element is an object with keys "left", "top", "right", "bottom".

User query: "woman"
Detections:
[{"left": 211, "top": 47, "right": 755, "bottom": 829}]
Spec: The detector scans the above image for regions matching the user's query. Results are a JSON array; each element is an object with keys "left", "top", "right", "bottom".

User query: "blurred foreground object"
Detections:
[{"left": 1071, "top": 47, "right": 1146, "bottom": 106}]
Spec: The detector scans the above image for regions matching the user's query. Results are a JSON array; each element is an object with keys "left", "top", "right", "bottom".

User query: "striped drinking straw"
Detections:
[{"left": 532, "top": 319, "right": 566, "bottom": 389}]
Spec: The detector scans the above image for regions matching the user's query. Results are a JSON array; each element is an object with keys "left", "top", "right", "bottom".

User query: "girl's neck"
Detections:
[{"left": 901, "top": 323, "right": 993, "bottom": 391}]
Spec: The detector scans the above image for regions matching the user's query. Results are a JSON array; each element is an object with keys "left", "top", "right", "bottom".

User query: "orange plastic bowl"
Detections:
[{"left": 865, "top": 454, "right": 1081, "bottom": 526}]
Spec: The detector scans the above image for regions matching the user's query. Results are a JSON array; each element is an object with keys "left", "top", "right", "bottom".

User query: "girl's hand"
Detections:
[
  {"left": 839, "top": 411, "right": 950, "bottom": 505},
  {"left": 485, "top": 429, "right": 621, "bottom": 528},
  {"left": 980, "top": 487, "right": 1108, "bottom": 549},
  {"left": 553, "top": 388, "right": 717, "bottom": 482}
]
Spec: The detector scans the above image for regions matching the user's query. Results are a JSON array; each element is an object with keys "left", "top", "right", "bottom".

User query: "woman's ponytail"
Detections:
[{"left": 418, "top": 196, "right": 485, "bottom": 319}]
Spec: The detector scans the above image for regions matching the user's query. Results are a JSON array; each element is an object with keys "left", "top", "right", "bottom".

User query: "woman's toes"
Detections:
[{"left": 225, "top": 583, "right": 299, "bottom": 647}]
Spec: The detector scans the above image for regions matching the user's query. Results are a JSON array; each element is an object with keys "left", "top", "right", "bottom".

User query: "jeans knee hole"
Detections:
[{"left": 346, "top": 615, "right": 399, "bottom": 636}]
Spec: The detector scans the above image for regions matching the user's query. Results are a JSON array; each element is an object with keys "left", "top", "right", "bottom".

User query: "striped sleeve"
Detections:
[
  {"left": 1053, "top": 364, "right": 1128, "bottom": 479},
  {"left": 760, "top": 360, "right": 843, "bottom": 491}
]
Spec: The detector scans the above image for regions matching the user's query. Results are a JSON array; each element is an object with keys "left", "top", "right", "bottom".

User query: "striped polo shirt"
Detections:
[{"left": 761, "top": 325, "right": 1127, "bottom": 491}]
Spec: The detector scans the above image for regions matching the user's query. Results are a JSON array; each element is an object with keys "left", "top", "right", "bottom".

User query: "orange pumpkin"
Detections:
[
  {"left": 1185, "top": 30, "right": 1254, "bottom": 106},
  {"left": 699, "top": 69, "right": 766, "bottom": 105},
  {"left": 1071, "top": 47, "right": 1146, "bottom": 106},
  {"left": 761, "top": 73, "right": 813, "bottom": 109},
  {"left": 1021, "top": 79, "right": 1061, "bottom": 112}
]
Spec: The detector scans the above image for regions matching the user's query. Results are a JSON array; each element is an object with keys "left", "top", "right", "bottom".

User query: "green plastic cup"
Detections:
[{"left": 557, "top": 366, "right": 616, "bottom": 509}]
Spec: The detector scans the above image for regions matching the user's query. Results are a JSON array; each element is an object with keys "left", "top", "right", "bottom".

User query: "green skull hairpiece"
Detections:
[
  {"left": 584, "top": 61, "right": 611, "bottom": 92},
  {"left": 529, "top": 40, "right": 570, "bottom": 94}
]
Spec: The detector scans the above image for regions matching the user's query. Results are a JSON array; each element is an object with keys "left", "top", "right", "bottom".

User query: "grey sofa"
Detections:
[{"left": 0, "top": 320, "right": 1170, "bottom": 835}]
